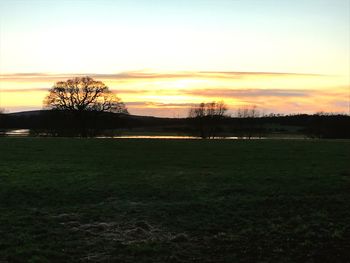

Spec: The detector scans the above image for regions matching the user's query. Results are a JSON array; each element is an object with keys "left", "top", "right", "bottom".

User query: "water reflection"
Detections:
[
  {"left": 101, "top": 135, "right": 264, "bottom": 139},
  {"left": 0, "top": 129, "right": 265, "bottom": 139},
  {"left": 0, "top": 129, "right": 30, "bottom": 136},
  {"left": 98, "top": 135, "right": 200, "bottom": 139}
]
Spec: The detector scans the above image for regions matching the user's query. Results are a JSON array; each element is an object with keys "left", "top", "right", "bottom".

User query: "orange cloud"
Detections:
[
  {"left": 1, "top": 88, "right": 48, "bottom": 93},
  {"left": 0, "top": 71, "right": 347, "bottom": 116},
  {"left": 182, "top": 88, "right": 313, "bottom": 98},
  {"left": 0, "top": 71, "right": 326, "bottom": 82}
]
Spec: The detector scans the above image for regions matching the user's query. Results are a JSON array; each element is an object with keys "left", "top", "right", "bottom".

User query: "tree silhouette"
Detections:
[
  {"left": 43, "top": 77, "right": 128, "bottom": 136},
  {"left": 188, "top": 101, "right": 228, "bottom": 138},
  {"left": 236, "top": 105, "right": 260, "bottom": 118},
  {"left": 44, "top": 76, "right": 128, "bottom": 113},
  {"left": 236, "top": 105, "right": 263, "bottom": 138}
]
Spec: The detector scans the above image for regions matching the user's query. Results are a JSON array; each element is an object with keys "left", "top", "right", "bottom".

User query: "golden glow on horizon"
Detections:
[
  {"left": 0, "top": 71, "right": 348, "bottom": 116},
  {"left": 1, "top": 90, "right": 44, "bottom": 108}
]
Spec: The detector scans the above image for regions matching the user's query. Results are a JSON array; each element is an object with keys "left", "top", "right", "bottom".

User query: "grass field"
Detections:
[{"left": 0, "top": 138, "right": 349, "bottom": 262}]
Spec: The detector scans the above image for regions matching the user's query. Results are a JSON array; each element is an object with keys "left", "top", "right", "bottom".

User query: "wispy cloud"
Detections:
[
  {"left": 1, "top": 71, "right": 346, "bottom": 116},
  {"left": 1, "top": 88, "right": 48, "bottom": 93},
  {"left": 125, "top": 101, "right": 194, "bottom": 107},
  {"left": 198, "top": 71, "right": 324, "bottom": 77},
  {"left": 113, "top": 89, "right": 149, "bottom": 94},
  {"left": 181, "top": 88, "right": 348, "bottom": 99},
  {"left": 182, "top": 88, "right": 313, "bottom": 98},
  {"left": 0, "top": 71, "right": 325, "bottom": 82}
]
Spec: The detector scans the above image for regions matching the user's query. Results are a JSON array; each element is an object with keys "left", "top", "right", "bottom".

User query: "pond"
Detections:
[
  {"left": 0, "top": 129, "right": 266, "bottom": 139},
  {"left": 100, "top": 135, "right": 265, "bottom": 139},
  {"left": 0, "top": 129, "right": 31, "bottom": 136}
]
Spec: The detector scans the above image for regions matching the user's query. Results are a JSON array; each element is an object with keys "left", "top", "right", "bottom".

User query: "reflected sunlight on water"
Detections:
[
  {"left": 0, "top": 129, "right": 30, "bottom": 136},
  {"left": 99, "top": 135, "right": 200, "bottom": 139},
  {"left": 0, "top": 129, "right": 269, "bottom": 139},
  {"left": 107, "top": 136, "right": 266, "bottom": 139}
]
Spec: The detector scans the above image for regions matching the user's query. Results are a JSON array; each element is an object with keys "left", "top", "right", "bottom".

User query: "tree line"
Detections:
[{"left": 1, "top": 77, "right": 349, "bottom": 138}]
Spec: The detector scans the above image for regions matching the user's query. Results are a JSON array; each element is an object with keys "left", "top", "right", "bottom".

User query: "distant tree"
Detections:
[
  {"left": 43, "top": 77, "right": 128, "bottom": 136},
  {"left": 44, "top": 76, "right": 128, "bottom": 113},
  {"left": 188, "top": 101, "right": 228, "bottom": 138},
  {"left": 236, "top": 105, "right": 263, "bottom": 138},
  {"left": 236, "top": 105, "right": 260, "bottom": 118},
  {"left": 0, "top": 108, "right": 4, "bottom": 129}
]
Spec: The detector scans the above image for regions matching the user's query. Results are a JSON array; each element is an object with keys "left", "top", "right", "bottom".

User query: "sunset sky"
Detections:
[{"left": 0, "top": 0, "right": 349, "bottom": 117}]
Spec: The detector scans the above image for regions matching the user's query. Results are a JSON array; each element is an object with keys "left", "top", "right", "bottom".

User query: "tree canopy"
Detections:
[
  {"left": 188, "top": 101, "right": 228, "bottom": 138},
  {"left": 44, "top": 77, "right": 128, "bottom": 114},
  {"left": 189, "top": 101, "right": 228, "bottom": 119}
]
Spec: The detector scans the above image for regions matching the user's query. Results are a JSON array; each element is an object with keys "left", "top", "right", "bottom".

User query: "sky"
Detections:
[{"left": 0, "top": 0, "right": 349, "bottom": 117}]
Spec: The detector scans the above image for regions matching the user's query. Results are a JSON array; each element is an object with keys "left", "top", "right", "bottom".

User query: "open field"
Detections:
[{"left": 0, "top": 138, "right": 349, "bottom": 262}]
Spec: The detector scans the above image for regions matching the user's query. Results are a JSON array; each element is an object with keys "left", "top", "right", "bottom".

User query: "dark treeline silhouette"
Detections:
[
  {"left": 188, "top": 101, "right": 228, "bottom": 138},
  {"left": 0, "top": 110, "right": 185, "bottom": 137},
  {"left": 225, "top": 113, "right": 350, "bottom": 139},
  {"left": 1, "top": 110, "right": 349, "bottom": 139}
]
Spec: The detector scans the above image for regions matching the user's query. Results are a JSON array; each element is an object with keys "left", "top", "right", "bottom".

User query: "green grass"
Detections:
[{"left": 0, "top": 138, "right": 349, "bottom": 262}]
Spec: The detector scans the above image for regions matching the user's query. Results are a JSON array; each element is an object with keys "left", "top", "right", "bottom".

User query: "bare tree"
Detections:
[
  {"left": 189, "top": 101, "right": 228, "bottom": 119},
  {"left": 43, "top": 77, "right": 128, "bottom": 136},
  {"left": 236, "top": 105, "right": 260, "bottom": 118},
  {"left": 236, "top": 105, "right": 263, "bottom": 138},
  {"left": 44, "top": 77, "right": 128, "bottom": 113},
  {"left": 188, "top": 101, "right": 228, "bottom": 138}
]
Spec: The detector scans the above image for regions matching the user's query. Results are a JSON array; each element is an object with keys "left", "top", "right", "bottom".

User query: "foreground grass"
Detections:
[{"left": 0, "top": 138, "right": 349, "bottom": 262}]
